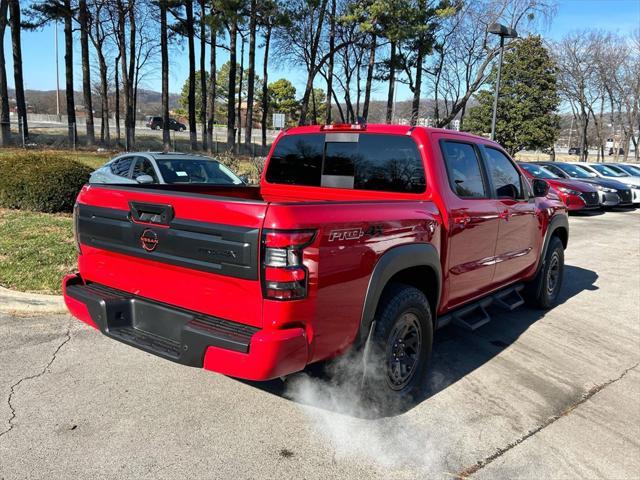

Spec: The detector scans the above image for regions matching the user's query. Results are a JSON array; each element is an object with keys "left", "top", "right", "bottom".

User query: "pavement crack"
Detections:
[
  {"left": 0, "top": 328, "right": 72, "bottom": 440},
  {"left": 455, "top": 362, "right": 640, "bottom": 478}
]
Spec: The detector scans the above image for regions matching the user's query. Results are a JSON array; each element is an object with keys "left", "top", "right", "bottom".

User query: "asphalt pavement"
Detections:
[{"left": 1, "top": 209, "right": 639, "bottom": 479}]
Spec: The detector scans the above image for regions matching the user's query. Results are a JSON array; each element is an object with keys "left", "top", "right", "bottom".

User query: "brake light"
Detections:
[
  {"left": 73, "top": 202, "right": 82, "bottom": 255},
  {"left": 320, "top": 123, "right": 366, "bottom": 131},
  {"left": 261, "top": 229, "right": 315, "bottom": 300}
]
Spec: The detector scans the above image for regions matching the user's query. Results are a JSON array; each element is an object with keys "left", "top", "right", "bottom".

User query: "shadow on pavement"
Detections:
[{"left": 237, "top": 265, "right": 598, "bottom": 418}]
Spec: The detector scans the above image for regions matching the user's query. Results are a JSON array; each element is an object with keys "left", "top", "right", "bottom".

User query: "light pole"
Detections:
[{"left": 488, "top": 23, "right": 518, "bottom": 141}]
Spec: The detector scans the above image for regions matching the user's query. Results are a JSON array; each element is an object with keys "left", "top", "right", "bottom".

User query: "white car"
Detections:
[
  {"left": 569, "top": 162, "right": 640, "bottom": 205},
  {"left": 89, "top": 152, "right": 245, "bottom": 186}
]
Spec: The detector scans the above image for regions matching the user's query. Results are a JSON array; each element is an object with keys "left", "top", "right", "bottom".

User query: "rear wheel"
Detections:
[
  {"left": 524, "top": 235, "right": 564, "bottom": 309},
  {"left": 362, "top": 284, "right": 433, "bottom": 405}
]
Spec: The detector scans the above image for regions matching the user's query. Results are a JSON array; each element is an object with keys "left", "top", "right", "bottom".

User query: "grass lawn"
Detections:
[{"left": 0, "top": 208, "right": 76, "bottom": 294}]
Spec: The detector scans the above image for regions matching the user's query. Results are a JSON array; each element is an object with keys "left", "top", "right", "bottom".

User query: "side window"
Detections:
[
  {"left": 352, "top": 134, "right": 425, "bottom": 193},
  {"left": 132, "top": 157, "right": 158, "bottom": 182},
  {"left": 110, "top": 157, "right": 134, "bottom": 178},
  {"left": 544, "top": 164, "right": 565, "bottom": 177},
  {"left": 441, "top": 141, "right": 487, "bottom": 198},
  {"left": 484, "top": 148, "right": 524, "bottom": 199}
]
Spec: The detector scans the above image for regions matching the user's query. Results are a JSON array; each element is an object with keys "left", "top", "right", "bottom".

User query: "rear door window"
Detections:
[
  {"left": 265, "top": 133, "right": 425, "bottom": 193},
  {"left": 441, "top": 141, "right": 487, "bottom": 198},
  {"left": 484, "top": 147, "right": 524, "bottom": 199},
  {"left": 110, "top": 157, "right": 134, "bottom": 178},
  {"left": 132, "top": 157, "right": 159, "bottom": 182}
]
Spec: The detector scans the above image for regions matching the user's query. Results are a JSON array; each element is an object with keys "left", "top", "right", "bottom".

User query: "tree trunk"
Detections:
[
  {"left": 324, "top": 0, "right": 336, "bottom": 124},
  {"left": 199, "top": 0, "right": 207, "bottom": 151},
  {"left": 64, "top": 0, "right": 77, "bottom": 146},
  {"left": 114, "top": 55, "right": 121, "bottom": 145},
  {"left": 386, "top": 41, "right": 396, "bottom": 124},
  {"left": 207, "top": 24, "right": 216, "bottom": 152},
  {"left": 298, "top": 0, "right": 329, "bottom": 125},
  {"left": 127, "top": 5, "right": 136, "bottom": 148},
  {"left": 244, "top": 0, "right": 257, "bottom": 150},
  {"left": 410, "top": 47, "right": 424, "bottom": 126},
  {"left": 260, "top": 25, "right": 271, "bottom": 149},
  {"left": 185, "top": 0, "right": 197, "bottom": 149},
  {"left": 77, "top": 0, "right": 94, "bottom": 145},
  {"left": 160, "top": 0, "right": 170, "bottom": 151},
  {"left": 362, "top": 34, "right": 376, "bottom": 122},
  {"left": 0, "top": 0, "right": 10, "bottom": 146},
  {"left": 116, "top": 2, "right": 130, "bottom": 150},
  {"left": 8, "top": 0, "right": 27, "bottom": 141},
  {"left": 97, "top": 52, "right": 110, "bottom": 145},
  {"left": 237, "top": 36, "right": 244, "bottom": 151},
  {"left": 226, "top": 21, "right": 237, "bottom": 151}
]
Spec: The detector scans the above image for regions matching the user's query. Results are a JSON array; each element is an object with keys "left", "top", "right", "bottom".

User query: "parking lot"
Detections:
[{"left": 0, "top": 209, "right": 639, "bottom": 479}]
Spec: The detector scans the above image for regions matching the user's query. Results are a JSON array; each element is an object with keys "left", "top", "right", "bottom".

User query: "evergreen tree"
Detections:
[{"left": 465, "top": 35, "right": 561, "bottom": 156}]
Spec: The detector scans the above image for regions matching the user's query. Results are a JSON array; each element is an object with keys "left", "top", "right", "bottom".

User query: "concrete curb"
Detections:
[{"left": 0, "top": 286, "right": 66, "bottom": 314}]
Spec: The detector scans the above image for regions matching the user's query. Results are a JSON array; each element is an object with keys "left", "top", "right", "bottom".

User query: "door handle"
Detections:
[
  {"left": 498, "top": 209, "right": 510, "bottom": 221},
  {"left": 453, "top": 215, "right": 471, "bottom": 227}
]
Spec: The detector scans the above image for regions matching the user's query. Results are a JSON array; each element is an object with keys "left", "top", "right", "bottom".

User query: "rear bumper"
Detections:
[{"left": 62, "top": 274, "right": 308, "bottom": 381}]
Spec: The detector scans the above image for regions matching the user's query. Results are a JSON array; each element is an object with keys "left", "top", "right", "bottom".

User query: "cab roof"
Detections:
[{"left": 282, "top": 123, "right": 498, "bottom": 144}]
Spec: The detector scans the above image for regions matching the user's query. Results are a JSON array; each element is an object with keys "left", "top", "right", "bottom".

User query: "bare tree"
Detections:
[
  {"left": 259, "top": 1, "right": 277, "bottom": 149},
  {"left": 87, "top": 0, "right": 111, "bottom": 144},
  {"left": 199, "top": 0, "right": 208, "bottom": 150},
  {"left": 64, "top": 0, "right": 77, "bottom": 146},
  {"left": 226, "top": 16, "right": 237, "bottom": 150},
  {"left": 159, "top": 0, "right": 170, "bottom": 151},
  {"left": 0, "top": 0, "right": 10, "bottom": 145},
  {"left": 273, "top": 0, "right": 330, "bottom": 125},
  {"left": 8, "top": 0, "right": 27, "bottom": 141},
  {"left": 244, "top": 0, "right": 256, "bottom": 148},
  {"left": 78, "top": 0, "right": 95, "bottom": 145},
  {"left": 424, "top": 0, "right": 554, "bottom": 128},
  {"left": 555, "top": 32, "right": 602, "bottom": 161}
]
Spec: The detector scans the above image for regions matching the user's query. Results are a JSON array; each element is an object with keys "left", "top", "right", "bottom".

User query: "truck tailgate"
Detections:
[{"left": 75, "top": 184, "right": 268, "bottom": 328}]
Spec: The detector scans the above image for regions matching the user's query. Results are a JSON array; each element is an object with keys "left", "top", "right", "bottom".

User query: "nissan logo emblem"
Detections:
[{"left": 140, "top": 229, "right": 159, "bottom": 252}]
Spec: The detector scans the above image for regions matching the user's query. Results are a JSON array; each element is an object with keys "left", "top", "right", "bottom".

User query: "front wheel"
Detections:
[
  {"left": 524, "top": 235, "right": 565, "bottom": 309},
  {"left": 362, "top": 284, "right": 433, "bottom": 405}
]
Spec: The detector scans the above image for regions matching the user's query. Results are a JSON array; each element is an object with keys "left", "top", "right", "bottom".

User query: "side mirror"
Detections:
[
  {"left": 136, "top": 174, "right": 155, "bottom": 184},
  {"left": 239, "top": 174, "right": 249, "bottom": 184},
  {"left": 532, "top": 178, "right": 550, "bottom": 197}
]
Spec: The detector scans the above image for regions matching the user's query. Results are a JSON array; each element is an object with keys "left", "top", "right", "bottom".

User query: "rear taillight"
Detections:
[
  {"left": 261, "top": 229, "right": 315, "bottom": 300},
  {"left": 73, "top": 202, "right": 82, "bottom": 255}
]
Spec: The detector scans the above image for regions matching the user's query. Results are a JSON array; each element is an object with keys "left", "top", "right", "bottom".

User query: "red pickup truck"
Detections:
[{"left": 63, "top": 124, "right": 568, "bottom": 399}]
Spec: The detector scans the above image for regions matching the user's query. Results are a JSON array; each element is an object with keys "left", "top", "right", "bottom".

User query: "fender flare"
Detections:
[
  {"left": 358, "top": 243, "right": 442, "bottom": 345},
  {"left": 536, "top": 213, "right": 569, "bottom": 275}
]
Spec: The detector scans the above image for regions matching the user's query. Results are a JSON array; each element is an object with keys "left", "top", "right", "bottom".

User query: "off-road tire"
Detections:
[
  {"left": 362, "top": 283, "right": 433, "bottom": 407},
  {"left": 524, "top": 235, "right": 564, "bottom": 309}
]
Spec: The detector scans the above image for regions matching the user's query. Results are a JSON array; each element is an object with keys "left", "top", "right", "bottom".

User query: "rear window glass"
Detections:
[
  {"left": 110, "top": 157, "right": 133, "bottom": 177},
  {"left": 265, "top": 133, "right": 426, "bottom": 193}
]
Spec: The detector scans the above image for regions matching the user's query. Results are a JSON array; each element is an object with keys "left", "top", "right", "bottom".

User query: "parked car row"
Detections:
[{"left": 518, "top": 161, "right": 640, "bottom": 212}]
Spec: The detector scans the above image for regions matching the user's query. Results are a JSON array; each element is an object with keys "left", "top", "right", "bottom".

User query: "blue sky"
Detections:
[{"left": 4, "top": 0, "right": 640, "bottom": 100}]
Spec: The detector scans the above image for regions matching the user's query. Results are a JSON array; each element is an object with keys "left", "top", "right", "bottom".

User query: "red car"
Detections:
[
  {"left": 63, "top": 124, "right": 568, "bottom": 400},
  {"left": 518, "top": 162, "right": 600, "bottom": 211}
]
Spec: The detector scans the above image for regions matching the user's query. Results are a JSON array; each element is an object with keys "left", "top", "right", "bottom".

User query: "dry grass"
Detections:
[{"left": 0, "top": 208, "right": 76, "bottom": 294}]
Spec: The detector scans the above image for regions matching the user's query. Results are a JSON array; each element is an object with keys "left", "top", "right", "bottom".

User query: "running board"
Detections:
[
  {"left": 494, "top": 285, "right": 525, "bottom": 311},
  {"left": 437, "top": 283, "right": 525, "bottom": 331}
]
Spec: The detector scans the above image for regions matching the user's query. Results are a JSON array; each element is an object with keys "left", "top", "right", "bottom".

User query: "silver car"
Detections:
[
  {"left": 603, "top": 163, "right": 640, "bottom": 182},
  {"left": 89, "top": 152, "right": 245, "bottom": 186}
]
